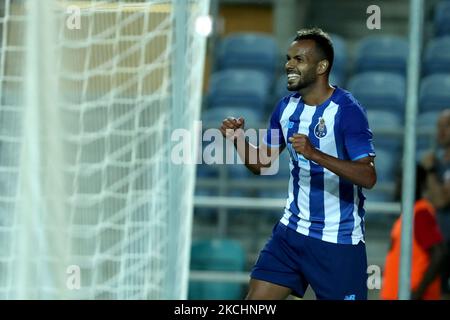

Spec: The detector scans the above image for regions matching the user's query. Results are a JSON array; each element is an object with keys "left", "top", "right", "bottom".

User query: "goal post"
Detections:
[{"left": 0, "top": 0, "right": 209, "bottom": 299}]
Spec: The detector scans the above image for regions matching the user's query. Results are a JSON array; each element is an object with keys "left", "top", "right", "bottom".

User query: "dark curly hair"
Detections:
[{"left": 294, "top": 27, "right": 334, "bottom": 74}]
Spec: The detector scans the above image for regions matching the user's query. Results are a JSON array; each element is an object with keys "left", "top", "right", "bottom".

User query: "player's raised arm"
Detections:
[{"left": 219, "top": 117, "right": 284, "bottom": 175}]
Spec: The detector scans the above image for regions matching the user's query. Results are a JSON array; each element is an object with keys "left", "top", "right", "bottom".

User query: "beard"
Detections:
[{"left": 286, "top": 72, "right": 316, "bottom": 91}]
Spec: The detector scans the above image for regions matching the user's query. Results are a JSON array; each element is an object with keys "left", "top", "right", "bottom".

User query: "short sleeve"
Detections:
[
  {"left": 414, "top": 209, "right": 444, "bottom": 251},
  {"left": 263, "top": 102, "right": 285, "bottom": 148},
  {"left": 341, "top": 103, "right": 376, "bottom": 161}
]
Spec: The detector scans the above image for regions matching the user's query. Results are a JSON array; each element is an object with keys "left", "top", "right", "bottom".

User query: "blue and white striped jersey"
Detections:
[{"left": 264, "top": 87, "right": 376, "bottom": 245}]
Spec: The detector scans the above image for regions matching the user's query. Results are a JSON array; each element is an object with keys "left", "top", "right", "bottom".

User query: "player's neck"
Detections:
[{"left": 298, "top": 82, "right": 334, "bottom": 106}]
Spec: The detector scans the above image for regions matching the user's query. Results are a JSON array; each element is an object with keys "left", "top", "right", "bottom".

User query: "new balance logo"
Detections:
[{"left": 344, "top": 294, "right": 356, "bottom": 300}]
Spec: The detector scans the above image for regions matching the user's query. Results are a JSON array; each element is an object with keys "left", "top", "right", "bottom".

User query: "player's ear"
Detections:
[{"left": 317, "top": 59, "right": 329, "bottom": 75}]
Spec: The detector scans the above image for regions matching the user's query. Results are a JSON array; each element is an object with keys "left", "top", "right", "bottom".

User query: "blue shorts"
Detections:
[{"left": 251, "top": 222, "right": 368, "bottom": 300}]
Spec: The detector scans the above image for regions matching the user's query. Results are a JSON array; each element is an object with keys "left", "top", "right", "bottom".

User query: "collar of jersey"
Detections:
[{"left": 299, "top": 85, "right": 339, "bottom": 109}]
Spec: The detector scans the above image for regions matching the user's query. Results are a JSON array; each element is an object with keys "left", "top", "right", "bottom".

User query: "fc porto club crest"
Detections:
[{"left": 314, "top": 117, "right": 327, "bottom": 139}]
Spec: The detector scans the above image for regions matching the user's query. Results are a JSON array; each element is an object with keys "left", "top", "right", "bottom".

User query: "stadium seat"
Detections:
[
  {"left": 364, "top": 187, "right": 397, "bottom": 225},
  {"left": 201, "top": 107, "right": 260, "bottom": 185},
  {"left": 227, "top": 163, "right": 253, "bottom": 180},
  {"left": 367, "top": 110, "right": 402, "bottom": 129},
  {"left": 201, "top": 106, "right": 263, "bottom": 131},
  {"left": 435, "top": 1, "right": 450, "bottom": 37},
  {"left": 258, "top": 189, "right": 288, "bottom": 222},
  {"left": 193, "top": 184, "right": 218, "bottom": 220},
  {"left": 207, "top": 69, "right": 271, "bottom": 111},
  {"left": 274, "top": 74, "right": 289, "bottom": 102},
  {"left": 366, "top": 110, "right": 402, "bottom": 151},
  {"left": 354, "top": 36, "right": 408, "bottom": 75},
  {"left": 347, "top": 72, "right": 406, "bottom": 112},
  {"left": 419, "top": 74, "right": 450, "bottom": 112},
  {"left": 189, "top": 239, "right": 246, "bottom": 300},
  {"left": 329, "top": 33, "right": 348, "bottom": 84},
  {"left": 373, "top": 148, "right": 399, "bottom": 183},
  {"left": 364, "top": 189, "right": 395, "bottom": 203},
  {"left": 196, "top": 163, "right": 219, "bottom": 179},
  {"left": 216, "top": 32, "right": 279, "bottom": 80},
  {"left": 416, "top": 111, "right": 440, "bottom": 152},
  {"left": 423, "top": 36, "right": 450, "bottom": 75},
  {"left": 417, "top": 111, "right": 441, "bottom": 129},
  {"left": 330, "top": 69, "right": 345, "bottom": 88}
]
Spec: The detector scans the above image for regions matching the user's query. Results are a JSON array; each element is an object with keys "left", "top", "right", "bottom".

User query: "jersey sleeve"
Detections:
[
  {"left": 341, "top": 102, "right": 376, "bottom": 161},
  {"left": 414, "top": 209, "right": 444, "bottom": 251},
  {"left": 263, "top": 101, "right": 285, "bottom": 148}
]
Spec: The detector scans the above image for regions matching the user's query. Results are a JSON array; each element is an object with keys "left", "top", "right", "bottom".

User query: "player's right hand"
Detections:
[{"left": 219, "top": 117, "right": 245, "bottom": 140}]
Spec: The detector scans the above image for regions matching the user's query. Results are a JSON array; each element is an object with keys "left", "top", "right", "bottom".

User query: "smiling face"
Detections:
[{"left": 285, "top": 39, "right": 326, "bottom": 92}]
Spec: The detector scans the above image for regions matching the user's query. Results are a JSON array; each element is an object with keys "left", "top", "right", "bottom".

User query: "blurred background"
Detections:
[
  {"left": 191, "top": 0, "right": 450, "bottom": 300},
  {"left": 0, "top": 0, "right": 449, "bottom": 300}
]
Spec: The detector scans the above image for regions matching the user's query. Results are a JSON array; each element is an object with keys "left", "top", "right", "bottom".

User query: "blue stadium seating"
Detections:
[
  {"left": 273, "top": 74, "right": 291, "bottom": 103},
  {"left": 364, "top": 189, "right": 395, "bottom": 203},
  {"left": 367, "top": 110, "right": 402, "bottom": 129},
  {"left": 366, "top": 110, "right": 402, "bottom": 151},
  {"left": 216, "top": 32, "right": 278, "bottom": 80},
  {"left": 435, "top": 1, "right": 450, "bottom": 37},
  {"left": 201, "top": 106, "right": 261, "bottom": 185},
  {"left": 330, "top": 69, "right": 345, "bottom": 88},
  {"left": 423, "top": 36, "right": 450, "bottom": 75},
  {"left": 329, "top": 33, "right": 347, "bottom": 85},
  {"left": 189, "top": 239, "right": 246, "bottom": 299},
  {"left": 416, "top": 111, "right": 440, "bottom": 153},
  {"left": 227, "top": 163, "right": 253, "bottom": 180},
  {"left": 372, "top": 148, "right": 398, "bottom": 183},
  {"left": 419, "top": 74, "right": 450, "bottom": 112},
  {"left": 193, "top": 184, "right": 218, "bottom": 220},
  {"left": 417, "top": 111, "right": 441, "bottom": 129},
  {"left": 354, "top": 36, "right": 408, "bottom": 75},
  {"left": 258, "top": 189, "right": 288, "bottom": 222},
  {"left": 207, "top": 69, "right": 271, "bottom": 110},
  {"left": 347, "top": 72, "right": 406, "bottom": 112},
  {"left": 196, "top": 163, "right": 219, "bottom": 179},
  {"left": 201, "top": 106, "right": 263, "bottom": 130}
]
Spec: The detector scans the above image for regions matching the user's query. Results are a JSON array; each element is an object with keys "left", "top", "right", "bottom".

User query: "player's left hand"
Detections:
[{"left": 288, "top": 133, "right": 316, "bottom": 160}]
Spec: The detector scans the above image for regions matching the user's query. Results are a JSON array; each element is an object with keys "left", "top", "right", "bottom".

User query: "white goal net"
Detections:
[{"left": 0, "top": 0, "right": 209, "bottom": 299}]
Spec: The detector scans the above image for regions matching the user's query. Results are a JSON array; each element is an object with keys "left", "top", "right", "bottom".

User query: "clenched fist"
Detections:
[
  {"left": 220, "top": 117, "right": 245, "bottom": 141},
  {"left": 288, "top": 133, "right": 316, "bottom": 160}
]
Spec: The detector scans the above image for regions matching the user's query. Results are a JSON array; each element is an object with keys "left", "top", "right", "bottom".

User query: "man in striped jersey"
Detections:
[{"left": 220, "top": 28, "right": 377, "bottom": 300}]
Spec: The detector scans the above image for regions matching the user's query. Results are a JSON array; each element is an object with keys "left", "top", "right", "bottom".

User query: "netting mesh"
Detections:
[{"left": 0, "top": 0, "right": 208, "bottom": 299}]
